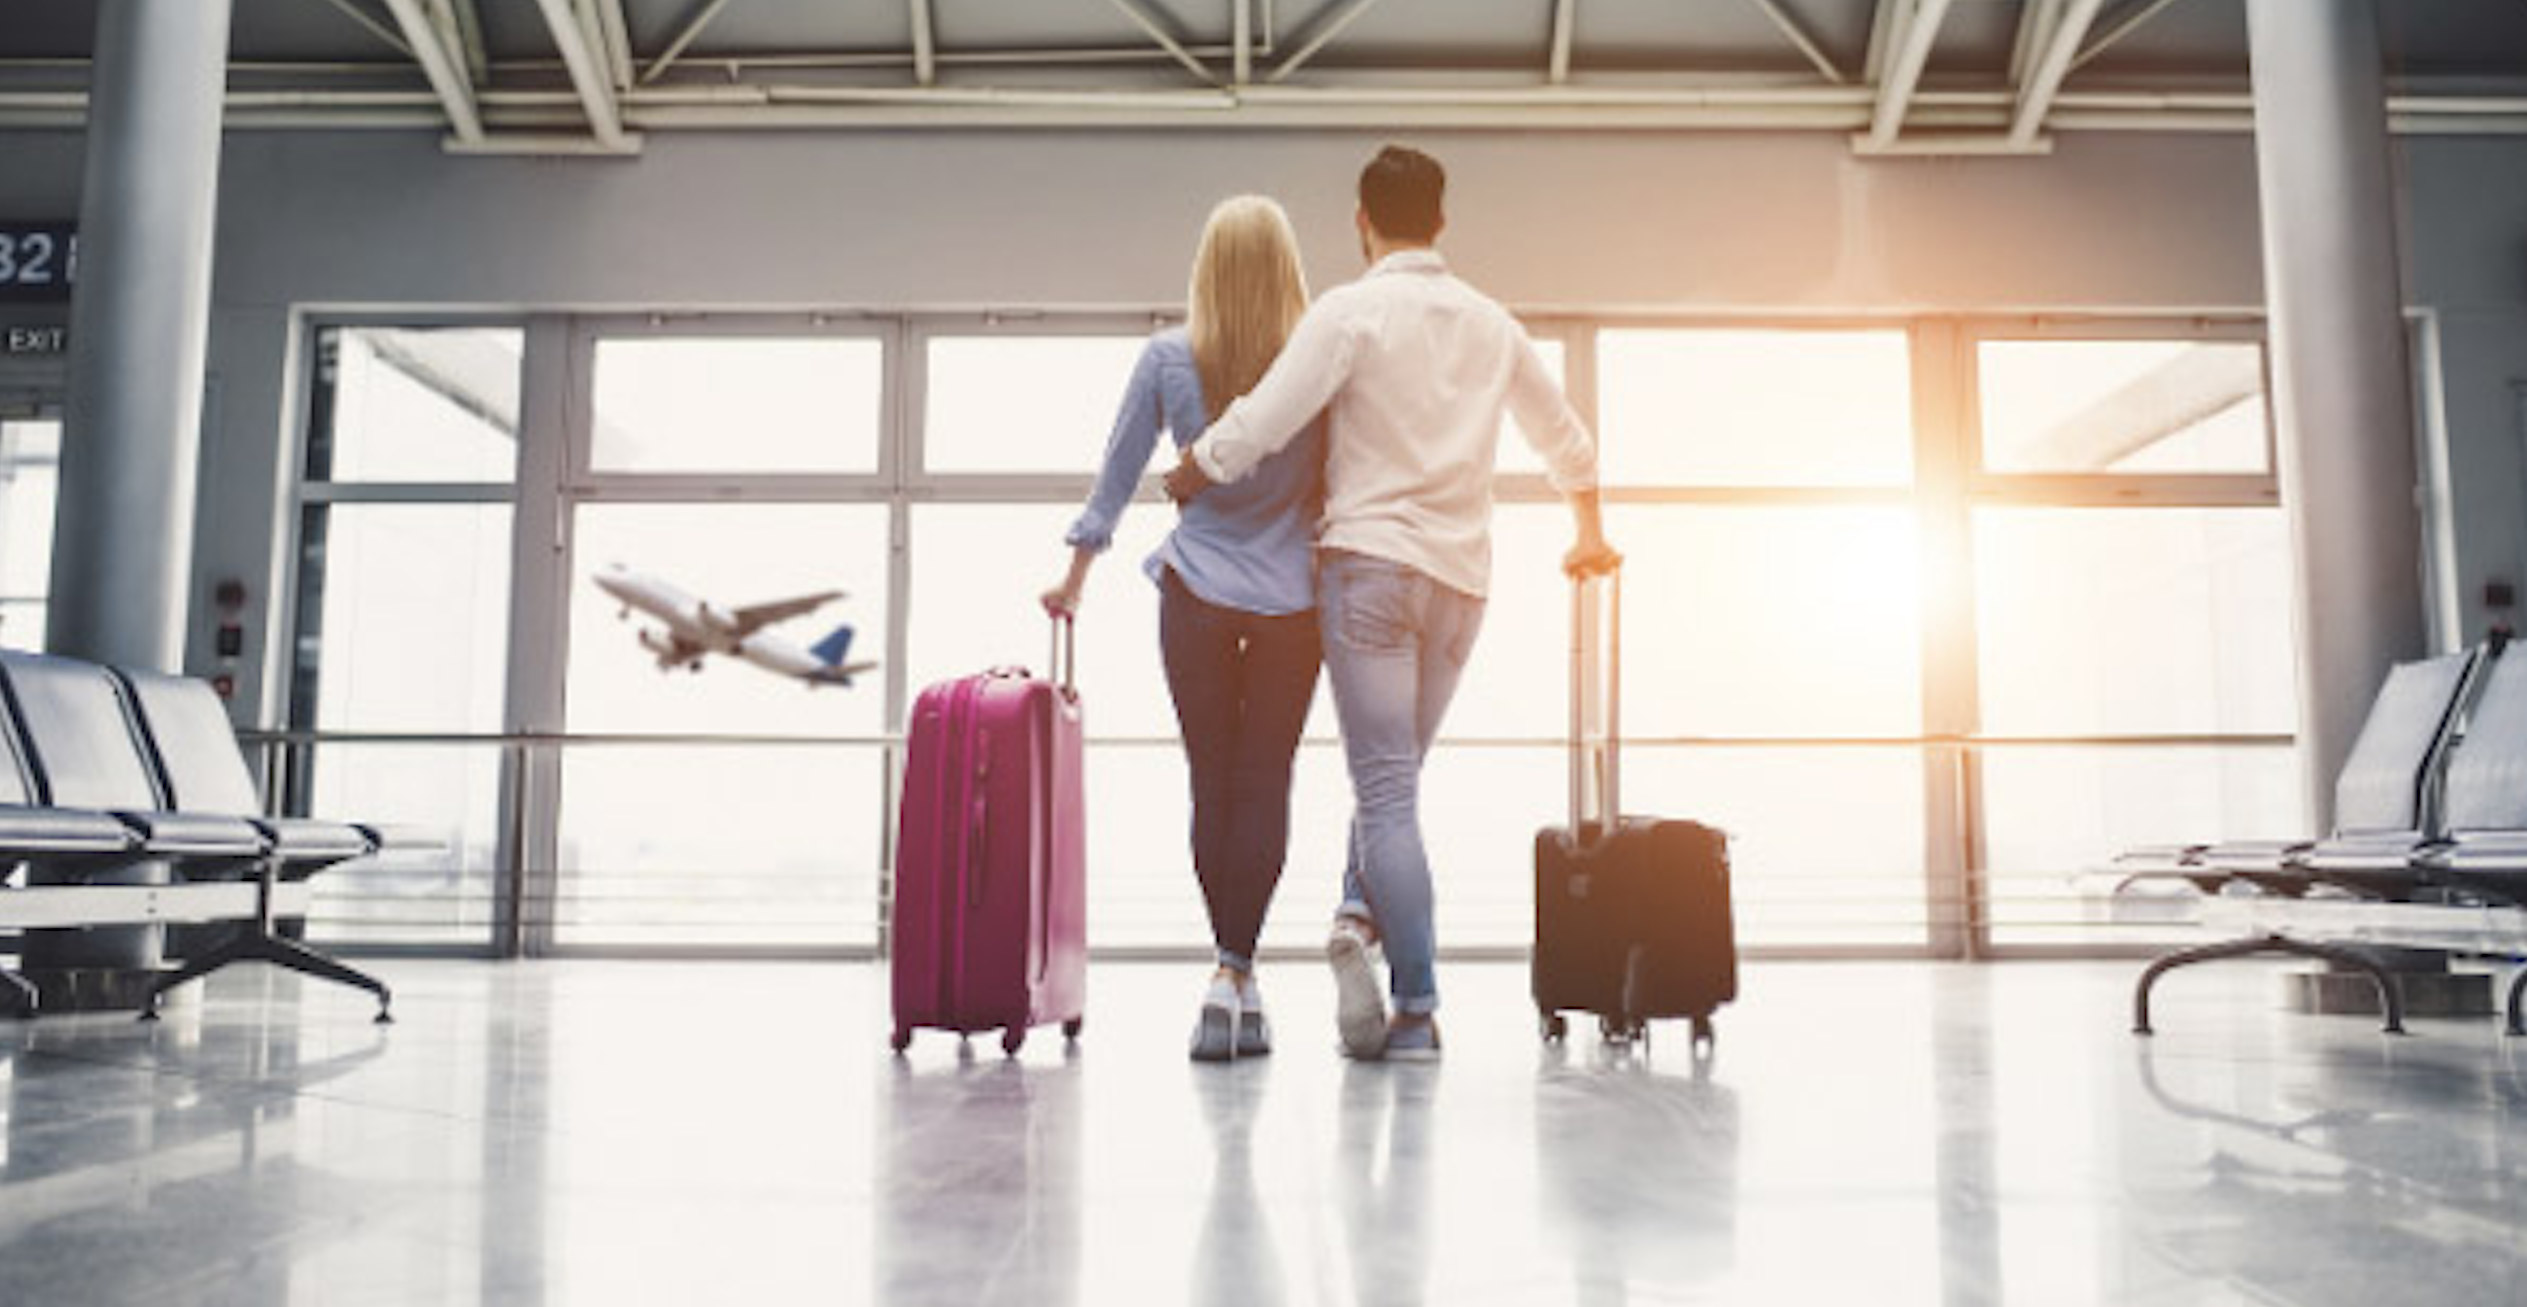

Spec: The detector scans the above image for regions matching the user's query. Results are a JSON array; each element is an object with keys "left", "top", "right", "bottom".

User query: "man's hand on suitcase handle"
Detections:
[{"left": 1564, "top": 537, "right": 1622, "bottom": 580}]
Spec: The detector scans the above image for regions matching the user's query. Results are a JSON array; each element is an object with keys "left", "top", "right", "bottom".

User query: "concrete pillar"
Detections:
[
  {"left": 31, "top": 0, "right": 234, "bottom": 982},
  {"left": 2247, "top": 0, "right": 2426, "bottom": 830},
  {"left": 48, "top": 0, "right": 234, "bottom": 671}
]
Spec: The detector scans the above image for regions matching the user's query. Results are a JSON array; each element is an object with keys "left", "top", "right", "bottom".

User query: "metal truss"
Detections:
[{"left": 1, "top": 0, "right": 2521, "bottom": 155}]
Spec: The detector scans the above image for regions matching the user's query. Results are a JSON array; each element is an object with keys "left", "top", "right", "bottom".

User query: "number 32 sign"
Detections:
[{"left": 0, "top": 226, "right": 78, "bottom": 303}]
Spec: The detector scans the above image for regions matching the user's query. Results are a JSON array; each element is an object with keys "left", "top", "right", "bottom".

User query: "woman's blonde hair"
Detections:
[{"left": 1187, "top": 195, "right": 1310, "bottom": 423}]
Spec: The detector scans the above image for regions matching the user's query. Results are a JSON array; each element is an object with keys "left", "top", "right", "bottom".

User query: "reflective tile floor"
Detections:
[{"left": 5, "top": 958, "right": 2527, "bottom": 1306}]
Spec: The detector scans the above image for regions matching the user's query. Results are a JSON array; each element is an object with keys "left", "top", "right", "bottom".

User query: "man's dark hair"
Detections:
[{"left": 1358, "top": 145, "right": 1445, "bottom": 243}]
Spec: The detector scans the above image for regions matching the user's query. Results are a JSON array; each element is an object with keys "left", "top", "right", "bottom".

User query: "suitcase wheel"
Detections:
[
  {"left": 889, "top": 1027, "right": 912, "bottom": 1054},
  {"left": 1599, "top": 1014, "right": 1646, "bottom": 1046},
  {"left": 1062, "top": 1017, "right": 1084, "bottom": 1040},
  {"left": 1691, "top": 1015, "right": 1717, "bottom": 1056},
  {"left": 1002, "top": 1026, "right": 1026, "bottom": 1057},
  {"left": 1539, "top": 1012, "right": 1568, "bottom": 1043}
]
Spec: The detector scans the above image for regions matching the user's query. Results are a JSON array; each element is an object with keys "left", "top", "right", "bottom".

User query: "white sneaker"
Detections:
[
  {"left": 1236, "top": 980, "right": 1273, "bottom": 1058},
  {"left": 1327, "top": 918, "right": 1388, "bottom": 1059},
  {"left": 1190, "top": 975, "right": 1239, "bottom": 1062}
]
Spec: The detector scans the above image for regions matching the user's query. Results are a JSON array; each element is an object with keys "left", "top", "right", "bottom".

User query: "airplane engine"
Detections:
[{"left": 636, "top": 627, "right": 682, "bottom": 668}]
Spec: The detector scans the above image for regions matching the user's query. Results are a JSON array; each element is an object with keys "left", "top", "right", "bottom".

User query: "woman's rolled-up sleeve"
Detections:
[{"left": 1063, "top": 340, "right": 1170, "bottom": 552}]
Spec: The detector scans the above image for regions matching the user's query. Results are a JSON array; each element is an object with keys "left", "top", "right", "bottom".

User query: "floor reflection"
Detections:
[
  {"left": 1535, "top": 1040, "right": 1740, "bottom": 1305},
  {"left": 0, "top": 1007, "right": 390, "bottom": 1307},
  {"left": 1335, "top": 1060, "right": 1440, "bottom": 1307},
  {"left": 2, "top": 960, "right": 2526, "bottom": 1306},
  {"left": 1190, "top": 1062, "right": 1286, "bottom": 1307},
  {"left": 874, "top": 1045, "right": 1084, "bottom": 1306},
  {"left": 2127, "top": 1037, "right": 2527, "bottom": 1306}
]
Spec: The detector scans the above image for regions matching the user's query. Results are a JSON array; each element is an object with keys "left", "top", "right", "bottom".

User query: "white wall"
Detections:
[{"left": 2, "top": 123, "right": 2520, "bottom": 720}]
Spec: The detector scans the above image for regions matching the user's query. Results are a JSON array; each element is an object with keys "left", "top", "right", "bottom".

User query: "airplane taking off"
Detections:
[{"left": 592, "top": 563, "right": 877, "bottom": 688}]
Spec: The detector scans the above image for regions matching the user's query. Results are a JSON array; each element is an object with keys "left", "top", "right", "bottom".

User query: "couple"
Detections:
[{"left": 1043, "top": 145, "right": 1617, "bottom": 1064}]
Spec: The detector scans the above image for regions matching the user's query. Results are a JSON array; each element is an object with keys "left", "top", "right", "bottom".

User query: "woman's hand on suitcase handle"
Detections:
[{"left": 1042, "top": 547, "right": 1094, "bottom": 618}]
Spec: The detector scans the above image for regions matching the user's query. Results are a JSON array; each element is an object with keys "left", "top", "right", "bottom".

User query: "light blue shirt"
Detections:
[{"left": 1065, "top": 329, "right": 1324, "bottom": 616}]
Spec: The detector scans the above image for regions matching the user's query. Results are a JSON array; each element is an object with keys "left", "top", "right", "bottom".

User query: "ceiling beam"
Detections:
[
  {"left": 1267, "top": 0, "right": 1383, "bottom": 84},
  {"left": 1233, "top": 0, "right": 1251, "bottom": 86},
  {"left": 2009, "top": 0, "right": 2063, "bottom": 86},
  {"left": 1863, "top": 0, "right": 1900, "bottom": 85},
  {"left": 595, "top": 0, "right": 637, "bottom": 91},
  {"left": 912, "top": 0, "right": 937, "bottom": 87},
  {"left": 1549, "top": 0, "right": 1577, "bottom": 85},
  {"left": 2011, "top": 0, "right": 2107, "bottom": 146},
  {"left": 1866, "top": 0, "right": 1955, "bottom": 149},
  {"left": 2071, "top": 0, "right": 2188, "bottom": 74},
  {"left": 450, "top": 0, "right": 490, "bottom": 84},
  {"left": 315, "top": 0, "right": 414, "bottom": 59},
  {"left": 1745, "top": 0, "right": 1844, "bottom": 84},
  {"left": 532, "top": 0, "right": 637, "bottom": 150},
  {"left": 378, "top": 0, "right": 483, "bottom": 142},
  {"left": 641, "top": 0, "right": 736, "bottom": 86},
  {"left": 1106, "top": 0, "right": 1220, "bottom": 86}
]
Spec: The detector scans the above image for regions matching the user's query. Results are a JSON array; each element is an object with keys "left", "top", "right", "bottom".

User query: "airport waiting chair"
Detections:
[
  {"left": 0, "top": 686, "right": 140, "bottom": 1015},
  {"left": 2412, "top": 643, "right": 2527, "bottom": 1032},
  {"left": 0, "top": 652, "right": 391, "bottom": 1022},
  {"left": 109, "top": 667, "right": 392, "bottom": 1024},
  {"left": 2128, "top": 647, "right": 2483, "bottom": 1036}
]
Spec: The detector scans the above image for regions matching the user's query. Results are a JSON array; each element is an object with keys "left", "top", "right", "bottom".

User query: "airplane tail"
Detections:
[{"left": 809, "top": 623, "right": 856, "bottom": 669}]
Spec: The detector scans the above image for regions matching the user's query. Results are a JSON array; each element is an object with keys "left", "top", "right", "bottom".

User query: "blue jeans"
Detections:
[
  {"left": 1318, "top": 551, "right": 1485, "bottom": 1014},
  {"left": 1158, "top": 569, "right": 1323, "bottom": 972}
]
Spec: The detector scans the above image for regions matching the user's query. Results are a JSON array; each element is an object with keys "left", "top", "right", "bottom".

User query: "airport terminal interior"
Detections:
[{"left": 5, "top": 0, "right": 2527, "bottom": 1302}]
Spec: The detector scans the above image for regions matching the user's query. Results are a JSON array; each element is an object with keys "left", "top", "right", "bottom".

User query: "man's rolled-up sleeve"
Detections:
[{"left": 1506, "top": 332, "right": 1598, "bottom": 494}]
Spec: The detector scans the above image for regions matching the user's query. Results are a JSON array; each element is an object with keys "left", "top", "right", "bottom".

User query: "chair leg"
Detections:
[
  {"left": 2133, "top": 932, "right": 2408, "bottom": 1036},
  {"left": 2, "top": 967, "right": 35, "bottom": 1017},
  {"left": 256, "top": 933, "right": 394, "bottom": 1024},
  {"left": 143, "top": 929, "right": 394, "bottom": 1024},
  {"left": 142, "top": 861, "right": 394, "bottom": 1025}
]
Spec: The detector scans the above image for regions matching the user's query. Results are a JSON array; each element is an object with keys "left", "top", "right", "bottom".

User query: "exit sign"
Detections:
[
  {"left": 4, "top": 325, "right": 67, "bottom": 356},
  {"left": 0, "top": 225, "right": 77, "bottom": 304}
]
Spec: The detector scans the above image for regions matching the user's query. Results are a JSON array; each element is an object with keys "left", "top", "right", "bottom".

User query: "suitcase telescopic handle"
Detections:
[
  {"left": 1568, "top": 566, "right": 1621, "bottom": 849},
  {"left": 1048, "top": 611, "right": 1077, "bottom": 699}
]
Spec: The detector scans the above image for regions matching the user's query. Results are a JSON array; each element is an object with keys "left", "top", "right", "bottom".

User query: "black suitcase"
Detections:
[{"left": 1533, "top": 570, "right": 1738, "bottom": 1052}]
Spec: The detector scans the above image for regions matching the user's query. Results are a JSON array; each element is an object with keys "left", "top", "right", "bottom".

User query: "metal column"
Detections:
[
  {"left": 2247, "top": 0, "right": 2425, "bottom": 830},
  {"left": 48, "top": 0, "right": 234, "bottom": 671},
  {"left": 33, "top": 0, "right": 234, "bottom": 980}
]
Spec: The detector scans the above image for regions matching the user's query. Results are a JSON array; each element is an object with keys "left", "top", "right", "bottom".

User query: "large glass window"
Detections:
[
  {"left": 0, "top": 416, "right": 58, "bottom": 649},
  {"left": 293, "top": 325, "right": 522, "bottom": 948},
  {"left": 1597, "top": 328, "right": 1913, "bottom": 486},
  {"left": 308, "top": 327, "right": 523, "bottom": 484},
  {"left": 1979, "top": 340, "right": 2268, "bottom": 475},
  {"left": 282, "top": 315, "right": 2293, "bottom": 960},
  {"left": 554, "top": 503, "right": 890, "bottom": 949},
  {"left": 924, "top": 334, "right": 1150, "bottom": 474},
  {"left": 589, "top": 336, "right": 883, "bottom": 475},
  {"left": 1969, "top": 334, "right": 2294, "bottom": 947}
]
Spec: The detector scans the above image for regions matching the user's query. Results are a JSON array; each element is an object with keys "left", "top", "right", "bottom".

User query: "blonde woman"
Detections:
[{"left": 1042, "top": 196, "right": 1326, "bottom": 1062}]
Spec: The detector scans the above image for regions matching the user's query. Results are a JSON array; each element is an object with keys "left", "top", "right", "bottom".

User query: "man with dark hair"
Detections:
[
  {"left": 1356, "top": 145, "right": 1445, "bottom": 244},
  {"left": 1166, "top": 143, "right": 1618, "bottom": 1062}
]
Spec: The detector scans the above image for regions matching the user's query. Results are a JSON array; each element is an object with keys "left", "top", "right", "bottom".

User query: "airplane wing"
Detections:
[{"left": 730, "top": 590, "right": 844, "bottom": 637}]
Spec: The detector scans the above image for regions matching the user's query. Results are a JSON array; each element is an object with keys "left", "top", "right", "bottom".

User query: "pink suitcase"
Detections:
[{"left": 888, "top": 623, "right": 1086, "bottom": 1056}]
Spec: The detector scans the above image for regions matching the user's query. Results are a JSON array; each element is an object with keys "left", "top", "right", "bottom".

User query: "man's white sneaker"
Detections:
[
  {"left": 1327, "top": 919, "right": 1388, "bottom": 1059},
  {"left": 1384, "top": 1016, "right": 1441, "bottom": 1062}
]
